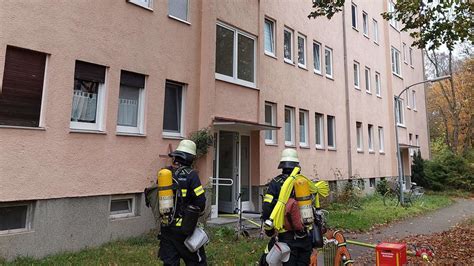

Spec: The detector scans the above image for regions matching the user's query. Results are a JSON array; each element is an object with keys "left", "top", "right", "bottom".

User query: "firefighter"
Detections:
[
  {"left": 158, "top": 139, "right": 207, "bottom": 266},
  {"left": 260, "top": 148, "right": 313, "bottom": 265}
]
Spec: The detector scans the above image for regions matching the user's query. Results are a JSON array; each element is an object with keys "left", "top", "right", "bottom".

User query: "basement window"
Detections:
[
  {"left": 0, "top": 202, "right": 34, "bottom": 234},
  {"left": 110, "top": 195, "right": 136, "bottom": 219}
]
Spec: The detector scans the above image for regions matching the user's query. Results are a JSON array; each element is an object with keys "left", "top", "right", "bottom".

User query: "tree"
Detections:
[
  {"left": 411, "top": 150, "right": 429, "bottom": 187},
  {"left": 309, "top": 0, "right": 473, "bottom": 51}
]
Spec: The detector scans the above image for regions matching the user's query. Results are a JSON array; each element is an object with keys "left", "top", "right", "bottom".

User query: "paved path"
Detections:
[{"left": 345, "top": 198, "right": 474, "bottom": 260}]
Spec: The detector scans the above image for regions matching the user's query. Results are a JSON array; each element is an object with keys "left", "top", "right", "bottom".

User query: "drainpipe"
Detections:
[{"left": 342, "top": 5, "right": 353, "bottom": 179}]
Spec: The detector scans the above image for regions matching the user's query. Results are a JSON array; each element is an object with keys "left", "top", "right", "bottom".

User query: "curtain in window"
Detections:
[
  {"left": 264, "top": 21, "right": 273, "bottom": 53},
  {"left": 284, "top": 30, "right": 292, "bottom": 60},
  {"left": 169, "top": 0, "right": 188, "bottom": 21},
  {"left": 313, "top": 44, "right": 320, "bottom": 71},
  {"left": 71, "top": 79, "right": 99, "bottom": 123},
  {"left": 298, "top": 37, "right": 305, "bottom": 65},
  {"left": 117, "top": 85, "right": 140, "bottom": 127}
]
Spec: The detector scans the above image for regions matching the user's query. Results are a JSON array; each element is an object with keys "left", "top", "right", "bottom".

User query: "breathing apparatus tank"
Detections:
[
  {"left": 294, "top": 177, "right": 314, "bottom": 225},
  {"left": 157, "top": 169, "right": 174, "bottom": 216}
]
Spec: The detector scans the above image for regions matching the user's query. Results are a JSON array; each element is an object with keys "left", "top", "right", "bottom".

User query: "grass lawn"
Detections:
[{"left": 1, "top": 193, "right": 453, "bottom": 265}]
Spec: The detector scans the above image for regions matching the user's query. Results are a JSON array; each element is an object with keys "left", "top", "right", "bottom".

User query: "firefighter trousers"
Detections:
[{"left": 158, "top": 226, "right": 207, "bottom": 266}]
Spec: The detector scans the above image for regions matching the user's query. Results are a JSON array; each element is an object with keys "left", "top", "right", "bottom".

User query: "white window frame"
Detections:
[
  {"left": 362, "top": 11, "right": 369, "bottom": 37},
  {"left": 283, "top": 27, "right": 294, "bottom": 64},
  {"left": 284, "top": 106, "right": 296, "bottom": 146},
  {"left": 116, "top": 83, "right": 146, "bottom": 135},
  {"left": 299, "top": 110, "right": 309, "bottom": 147},
  {"left": 356, "top": 122, "right": 363, "bottom": 151},
  {"left": 162, "top": 81, "right": 186, "bottom": 138},
  {"left": 391, "top": 47, "right": 401, "bottom": 77},
  {"left": 264, "top": 17, "right": 276, "bottom": 57},
  {"left": 373, "top": 19, "right": 379, "bottom": 44},
  {"left": 215, "top": 22, "right": 257, "bottom": 88},
  {"left": 0, "top": 202, "right": 34, "bottom": 235},
  {"left": 325, "top": 47, "right": 333, "bottom": 79},
  {"left": 315, "top": 113, "right": 324, "bottom": 149},
  {"left": 70, "top": 80, "right": 107, "bottom": 132},
  {"left": 109, "top": 195, "right": 137, "bottom": 219},
  {"left": 327, "top": 115, "right": 336, "bottom": 149},
  {"left": 297, "top": 34, "right": 307, "bottom": 69},
  {"left": 388, "top": 0, "right": 398, "bottom": 30},
  {"left": 409, "top": 47, "right": 413, "bottom": 66},
  {"left": 264, "top": 102, "right": 277, "bottom": 145},
  {"left": 127, "top": 0, "right": 153, "bottom": 10},
  {"left": 351, "top": 3, "right": 358, "bottom": 30},
  {"left": 353, "top": 61, "right": 360, "bottom": 89},
  {"left": 395, "top": 97, "right": 405, "bottom": 126},
  {"left": 406, "top": 90, "right": 411, "bottom": 109},
  {"left": 378, "top": 127, "right": 385, "bottom": 153},
  {"left": 412, "top": 90, "right": 417, "bottom": 110},
  {"left": 365, "top": 66, "right": 371, "bottom": 93},
  {"left": 168, "top": 0, "right": 189, "bottom": 23},
  {"left": 403, "top": 43, "right": 407, "bottom": 63},
  {"left": 313, "top": 41, "right": 322, "bottom": 74},
  {"left": 375, "top": 72, "right": 381, "bottom": 97},
  {"left": 368, "top": 124, "right": 374, "bottom": 152}
]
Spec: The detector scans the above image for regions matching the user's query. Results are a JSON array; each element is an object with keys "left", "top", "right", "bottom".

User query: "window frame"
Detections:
[
  {"left": 315, "top": 113, "right": 325, "bottom": 149},
  {"left": 299, "top": 109, "right": 309, "bottom": 147},
  {"left": 324, "top": 47, "right": 333, "bottom": 79},
  {"left": 365, "top": 66, "right": 371, "bottom": 93},
  {"left": 356, "top": 122, "right": 363, "bottom": 152},
  {"left": 127, "top": 0, "right": 153, "bottom": 10},
  {"left": 395, "top": 97, "right": 405, "bottom": 126},
  {"left": 283, "top": 26, "right": 294, "bottom": 64},
  {"left": 353, "top": 61, "right": 360, "bottom": 89},
  {"left": 284, "top": 106, "right": 296, "bottom": 146},
  {"left": 391, "top": 47, "right": 402, "bottom": 77},
  {"left": 168, "top": 0, "right": 189, "bottom": 23},
  {"left": 388, "top": 0, "right": 398, "bottom": 30},
  {"left": 109, "top": 194, "right": 137, "bottom": 219},
  {"left": 313, "top": 41, "right": 322, "bottom": 74},
  {"left": 373, "top": 19, "right": 379, "bottom": 44},
  {"left": 70, "top": 65, "right": 107, "bottom": 132},
  {"left": 351, "top": 3, "right": 358, "bottom": 30},
  {"left": 215, "top": 22, "right": 257, "bottom": 89},
  {"left": 375, "top": 72, "right": 381, "bottom": 97},
  {"left": 409, "top": 47, "right": 413, "bottom": 66},
  {"left": 368, "top": 124, "right": 374, "bottom": 152},
  {"left": 162, "top": 81, "right": 186, "bottom": 138},
  {"left": 412, "top": 90, "right": 417, "bottom": 110},
  {"left": 0, "top": 201, "right": 34, "bottom": 235},
  {"left": 297, "top": 33, "right": 307, "bottom": 69},
  {"left": 264, "top": 102, "right": 277, "bottom": 145},
  {"left": 264, "top": 17, "right": 276, "bottom": 57},
  {"left": 327, "top": 115, "right": 336, "bottom": 149},
  {"left": 362, "top": 11, "right": 369, "bottom": 37},
  {"left": 378, "top": 126, "right": 385, "bottom": 153},
  {"left": 116, "top": 73, "right": 146, "bottom": 135}
]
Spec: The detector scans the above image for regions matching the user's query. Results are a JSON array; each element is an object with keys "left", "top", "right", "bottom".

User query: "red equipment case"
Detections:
[{"left": 376, "top": 242, "right": 407, "bottom": 266}]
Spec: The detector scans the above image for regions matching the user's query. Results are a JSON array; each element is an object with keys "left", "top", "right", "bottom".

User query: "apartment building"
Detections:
[{"left": 0, "top": 0, "right": 428, "bottom": 259}]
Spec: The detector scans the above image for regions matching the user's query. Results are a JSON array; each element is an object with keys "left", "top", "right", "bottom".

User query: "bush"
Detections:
[
  {"left": 376, "top": 178, "right": 389, "bottom": 195},
  {"left": 411, "top": 150, "right": 430, "bottom": 187}
]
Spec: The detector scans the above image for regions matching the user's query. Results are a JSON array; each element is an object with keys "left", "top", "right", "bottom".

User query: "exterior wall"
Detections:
[{"left": 0, "top": 194, "right": 155, "bottom": 260}]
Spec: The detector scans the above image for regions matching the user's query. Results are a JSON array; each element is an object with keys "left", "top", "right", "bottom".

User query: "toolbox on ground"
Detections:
[{"left": 375, "top": 242, "right": 407, "bottom": 266}]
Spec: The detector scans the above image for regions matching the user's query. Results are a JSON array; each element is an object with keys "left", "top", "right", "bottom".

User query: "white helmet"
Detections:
[
  {"left": 278, "top": 148, "right": 300, "bottom": 169},
  {"left": 169, "top": 140, "right": 197, "bottom": 166}
]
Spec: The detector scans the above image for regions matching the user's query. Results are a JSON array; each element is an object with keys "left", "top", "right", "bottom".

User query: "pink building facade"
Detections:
[{"left": 0, "top": 0, "right": 428, "bottom": 259}]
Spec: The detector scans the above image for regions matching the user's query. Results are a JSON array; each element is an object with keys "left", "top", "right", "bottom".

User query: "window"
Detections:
[
  {"left": 409, "top": 133, "right": 414, "bottom": 156},
  {"left": 409, "top": 47, "right": 413, "bottom": 66},
  {"left": 0, "top": 46, "right": 47, "bottom": 127},
  {"left": 356, "top": 122, "right": 363, "bottom": 151},
  {"left": 313, "top": 42, "right": 322, "bottom": 74},
  {"left": 110, "top": 195, "right": 136, "bottom": 219},
  {"left": 297, "top": 34, "right": 306, "bottom": 68},
  {"left": 284, "top": 107, "right": 295, "bottom": 146},
  {"left": 373, "top": 19, "right": 379, "bottom": 43},
  {"left": 325, "top": 47, "right": 333, "bottom": 78},
  {"left": 412, "top": 90, "right": 417, "bottom": 110},
  {"left": 353, "top": 61, "right": 360, "bottom": 89},
  {"left": 351, "top": 3, "right": 358, "bottom": 29},
  {"left": 283, "top": 27, "right": 294, "bottom": 63},
  {"left": 369, "top": 178, "right": 376, "bottom": 188},
  {"left": 117, "top": 71, "right": 145, "bottom": 134},
  {"left": 362, "top": 12, "right": 369, "bottom": 36},
  {"left": 215, "top": 23, "right": 256, "bottom": 87},
  {"left": 378, "top": 127, "right": 384, "bottom": 152},
  {"left": 403, "top": 43, "right": 408, "bottom": 63},
  {"left": 375, "top": 72, "right": 381, "bottom": 97},
  {"left": 395, "top": 97, "right": 405, "bottom": 126},
  {"left": 368, "top": 124, "right": 374, "bottom": 152},
  {"left": 168, "top": 0, "right": 188, "bottom": 21},
  {"left": 391, "top": 47, "right": 401, "bottom": 76},
  {"left": 416, "top": 134, "right": 419, "bottom": 147},
  {"left": 0, "top": 202, "right": 33, "bottom": 234},
  {"left": 299, "top": 110, "right": 309, "bottom": 147},
  {"left": 388, "top": 0, "right": 398, "bottom": 29},
  {"left": 163, "top": 81, "right": 185, "bottom": 137},
  {"left": 127, "top": 0, "right": 153, "bottom": 9},
  {"left": 70, "top": 60, "right": 106, "bottom": 131},
  {"left": 327, "top": 115, "right": 336, "bottom": 148},
  {"left": 406, "top": 90, "right": 411, "bottom": 109},
  {"left": 315, "top": 113, "right": 324, "bottom": 148},
  {"left": 365, "top": 67, "right": 371, "bottom": 93},
  {"left": 264, "top": 102, "right": 277, "bottom": 144},
  {"left": 264, "top": 18, "right": 275, "bottom": 56}
]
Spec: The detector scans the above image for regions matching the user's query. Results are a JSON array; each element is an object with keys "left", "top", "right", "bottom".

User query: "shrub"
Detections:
[
  {"left": 411, "top": 150, "right": 430, "bottom": 187},
  {"left": 376, "top": 178, "right": 389, "bottom": 195}
]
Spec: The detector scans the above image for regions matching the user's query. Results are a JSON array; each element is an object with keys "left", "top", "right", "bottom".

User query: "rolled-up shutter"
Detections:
[
  {"left": 120, "top": 70, "right": 145, "bottom": 88},
  {"left": 74, "top": 61, "right": 106, "bottom": 83}
]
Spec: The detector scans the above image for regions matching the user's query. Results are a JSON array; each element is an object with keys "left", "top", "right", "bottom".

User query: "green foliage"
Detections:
[
  {"left": 376, "top": 178, "right": 390, "bottom": 196},
  {"left": 411, "top": 150, "right": 430, "bottom": 188},
  {"left": 188, "top": 127, "right": 213, "bottom": 158},
  {"left": 424, "top": 147, "right": 474, "bottom": 191},
  {"left": 308, "top": 0, "right": 345, "bottom": 20}
]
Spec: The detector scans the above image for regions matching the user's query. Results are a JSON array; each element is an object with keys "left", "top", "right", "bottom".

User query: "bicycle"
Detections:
[{"left": 383, "top": 182, "right": 425, "bottom": 207}]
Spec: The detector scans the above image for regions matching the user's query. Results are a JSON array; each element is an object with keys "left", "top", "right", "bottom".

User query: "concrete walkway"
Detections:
[{"left": 346, "top": 198, "right": 474, "bottom": 260}]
